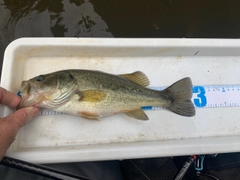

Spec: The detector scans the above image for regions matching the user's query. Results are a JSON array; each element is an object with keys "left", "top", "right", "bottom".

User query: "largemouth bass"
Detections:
[{"left": 18, "top": 70, "right": 195, "bottom": 120}]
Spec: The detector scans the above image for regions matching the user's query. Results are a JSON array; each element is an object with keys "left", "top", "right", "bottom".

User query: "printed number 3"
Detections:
[{"left": 193, "top": 86, "right": 207, "bottom": 107}]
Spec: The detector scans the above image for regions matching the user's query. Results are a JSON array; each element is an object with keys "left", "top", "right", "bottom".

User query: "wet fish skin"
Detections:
[{"left": 18, "top": 70, "right": 195, "bottom": 120}]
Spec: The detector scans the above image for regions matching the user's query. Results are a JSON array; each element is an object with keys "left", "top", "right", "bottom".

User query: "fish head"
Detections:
[{"left": 18, "top": 71, "right": 77, "bottom": 109}]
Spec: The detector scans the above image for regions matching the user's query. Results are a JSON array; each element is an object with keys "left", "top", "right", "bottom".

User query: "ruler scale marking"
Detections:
[{"left": 36, "top": 84, "right": 240, "bottom": 116}]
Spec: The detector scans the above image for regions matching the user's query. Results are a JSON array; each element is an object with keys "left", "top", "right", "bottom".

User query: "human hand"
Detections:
[{"left": 0, "top": 87, "right": 39, "bottom": 160}]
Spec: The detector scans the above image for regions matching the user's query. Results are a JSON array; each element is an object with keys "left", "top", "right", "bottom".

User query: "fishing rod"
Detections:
[{"left": 0, "top": 156, "right": 92, "bottom": 180}]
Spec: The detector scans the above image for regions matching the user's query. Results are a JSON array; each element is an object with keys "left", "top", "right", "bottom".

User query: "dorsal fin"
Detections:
[{"left": 119, "top": 71, "right": 150, "bottom": 87}]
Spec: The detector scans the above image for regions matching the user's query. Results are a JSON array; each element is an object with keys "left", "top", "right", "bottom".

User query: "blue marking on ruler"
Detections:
[
  {"left": 141, "top": 106, "right": 152, "bottom": 110},
  {"left": 192, "top": 86, "right": 207, "bottom": 107}
]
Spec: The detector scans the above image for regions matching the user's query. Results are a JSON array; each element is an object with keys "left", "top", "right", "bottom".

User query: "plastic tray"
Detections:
[{"left": 1, "top": 38, "right": 240, "bottom": 164}]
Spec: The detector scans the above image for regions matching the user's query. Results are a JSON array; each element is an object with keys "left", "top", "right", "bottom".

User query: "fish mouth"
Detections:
[
  {"left": 18, "top": 77, "right": 76, "bottom": 110},
  {"left": 17, "top": 81, "right": 45, "bottom": 109}
]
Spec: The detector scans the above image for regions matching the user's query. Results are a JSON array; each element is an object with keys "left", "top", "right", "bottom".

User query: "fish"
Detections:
[{"left": 18, "top": 69, "right": 195, "bottom": 120}]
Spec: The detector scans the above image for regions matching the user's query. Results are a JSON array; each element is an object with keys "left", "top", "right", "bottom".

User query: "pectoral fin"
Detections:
[
  {"left": 124, "top": 109, "right": 149, "bottom": 120},
  {"left": 119, "top": 71, "right": 150, "bottom": 87}
]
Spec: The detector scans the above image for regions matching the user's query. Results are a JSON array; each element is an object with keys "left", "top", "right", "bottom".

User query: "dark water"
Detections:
[{"left": 1, "top": 0, "right": 240, "bottom": 73}]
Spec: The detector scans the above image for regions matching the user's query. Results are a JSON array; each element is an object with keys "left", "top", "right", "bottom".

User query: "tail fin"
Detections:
[{"left": 163, "top": 77, "right": 195, "bottom": 117}]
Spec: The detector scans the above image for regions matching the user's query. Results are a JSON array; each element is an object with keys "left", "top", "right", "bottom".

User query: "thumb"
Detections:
[
  {"left": 7, "top": 107, "right": 39, "bottom": 128},
  {"left": 0, "top": 107, "right": 39, "bottom": 160}
]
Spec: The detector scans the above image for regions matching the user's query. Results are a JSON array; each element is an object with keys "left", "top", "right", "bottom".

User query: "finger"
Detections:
[
  {"left": 7, "top": 107, "right": 39, "bottom": 128},
  {"left": 1, "top": 107, "right": 39, "bottom": 144},
  {"left": 0, "top": 107, "right": 39, "bottom": 160},
  {"left": 0, "top": 87, "right": 21, "bottom": 108}
]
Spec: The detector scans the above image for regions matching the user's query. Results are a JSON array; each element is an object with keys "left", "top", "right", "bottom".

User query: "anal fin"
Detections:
[{"left": 124, "top": 108, "right": 149, "bottom": 120}]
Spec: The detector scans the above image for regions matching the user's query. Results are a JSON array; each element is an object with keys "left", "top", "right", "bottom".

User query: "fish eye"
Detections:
[{"left": 37, "top": 75, "right": 44, "bottom": 81}]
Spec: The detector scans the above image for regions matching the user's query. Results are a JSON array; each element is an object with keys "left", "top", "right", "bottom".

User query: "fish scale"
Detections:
[{"left": 36, "top": 84, "right": 240, "bottom": 116}]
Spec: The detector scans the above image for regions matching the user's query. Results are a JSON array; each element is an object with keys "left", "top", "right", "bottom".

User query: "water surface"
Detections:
[{"left": 1, "top": 0, "right": 240, "bottom": 74}]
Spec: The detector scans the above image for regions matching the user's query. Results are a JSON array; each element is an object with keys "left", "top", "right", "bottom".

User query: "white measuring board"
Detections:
[
  {"left": 37, "top": 84, "right": 240, "bottom": 116},
  {"left": 4, "top": 38, "right": 240, "bottom": 164}
]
